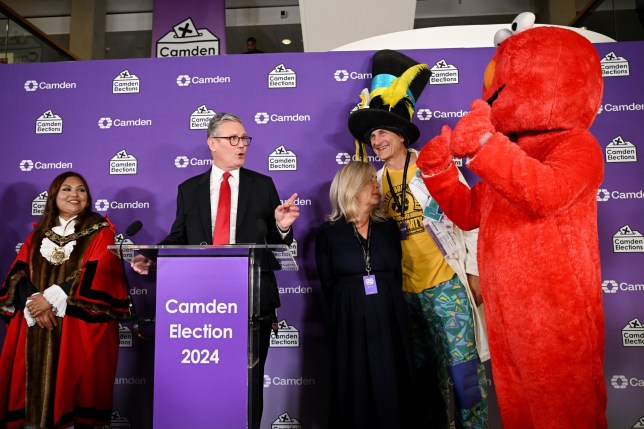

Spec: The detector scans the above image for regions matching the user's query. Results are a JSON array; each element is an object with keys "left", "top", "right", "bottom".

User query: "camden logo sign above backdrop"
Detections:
[{"left": 1, "top": 42, "right": 642, "bottom": 429}]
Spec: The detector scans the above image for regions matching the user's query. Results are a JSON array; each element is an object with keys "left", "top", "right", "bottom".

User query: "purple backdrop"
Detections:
[{"left": 0, "top": 42, "right": 642, "bottom": 428}]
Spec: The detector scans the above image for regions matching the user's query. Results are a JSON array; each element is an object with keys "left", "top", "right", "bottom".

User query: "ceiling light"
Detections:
[{"left": 281, "top": 38, "right": 292, "bottom": 45}]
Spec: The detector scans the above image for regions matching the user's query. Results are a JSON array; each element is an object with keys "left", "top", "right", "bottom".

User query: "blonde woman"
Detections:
[{"left": 315, "top": 161, "right": 415, "bottom": 429}]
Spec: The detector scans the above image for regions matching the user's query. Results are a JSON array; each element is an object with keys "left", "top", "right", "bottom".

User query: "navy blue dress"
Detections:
[{"left": 315, "top": 217, "right": 414, "bottom": 429}]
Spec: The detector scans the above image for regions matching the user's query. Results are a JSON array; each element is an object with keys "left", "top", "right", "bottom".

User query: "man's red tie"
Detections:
[{"left": 213, "top": 172, "right": 231, "bottom": 245}]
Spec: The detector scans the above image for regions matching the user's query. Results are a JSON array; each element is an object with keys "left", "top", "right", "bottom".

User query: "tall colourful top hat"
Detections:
[{"left": 348, "top": 49, "right": 431, "bottom": 149}]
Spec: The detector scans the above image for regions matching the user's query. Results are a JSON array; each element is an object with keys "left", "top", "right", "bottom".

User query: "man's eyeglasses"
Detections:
[{"left": 212, "top": 135, "right": 253, "bottom": 146}]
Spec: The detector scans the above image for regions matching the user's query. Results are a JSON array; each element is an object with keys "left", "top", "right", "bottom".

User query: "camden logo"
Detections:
[
  {"left": 98, "top": 117, "right": 152, "bottom": 129},
  {"left": 268, "top": 64, "right": 297, "bottom": 88},
  {"left": 270, "top": 320, "right": 300, "bottom": 348},
  {"left": 269, "top": 146, "right": 297, "bottom": 170},
  {"left": 106, "top": 410, "right": 131, "bottom": 428},
  {"left": 113, "top": 70, "right": 140, "bottom": 94},
  {"left": 597, "top": 189, "right": 610, "bottom": 202},
  {"left": 174, "top": 155, "right": 212, "bottom": 168},
  {"left": 613, "top": 225, "right": 644, "bottom": 253},
  {"left": 190, "top": 104, "right": 216, "bottom": 129},
  {"left": 176, "top": 73, "right": 231, "bottom": 87},
  {"left": 272, "top": 412, "right": 302, "bottom": 429},
  {"left": 109, "top": 150, "right": 138, "bottom": 175},
  {"left": 417, "top": 109, "right": 433, "bottom": 121},
  {"left": 335, "top": 152, "right": 382, "bottom": 165},
  {"left": 601, "top": 52, "right": 630, "bottom": 77},
  {"left": 35, "top": 110, "right": 63, "bottom": 134},
  {"left": 605, "top": 136, "right": 637, "bottom": 163},
  {"left": 19, "top": 160, "right": 33, "bottom": 171},
  {"left": 119, "top": 323, "right": 133, "bottom": 348},
  {"left": 32, "top": 191, "right": 48, "bottom": 216},
  {"left": 95, "top": 198, "right": 150, "bottom": 212},
  {"left": 254, "top": 111, "right": 311, "bottom": 124},
  {"left": 333, "top": 69, "right": 371, "bottom": 82},
  {"left": 622, "top": 318, "right": 644, "bottom": 347},
  {"left": 24, "top": 79, "right": 76, "bottom": 92},
  {"left": 24, "top": 80, "right": 38, "bottom": 91},
  {"left": 263, "top": 374, "right": 316, "bottom": 388},
  {"left": 598, "top": 188, "right": 644, "bottom": 202},
  {"left": 611, "top": 374, "right": 644, "bottom": 389},
  {"left": 430, "top": 59, "right": 459, "bottom": 85},
  {"left": 278, "top": 283, "right": 313, "bottom": 295},
  {"left": 602, "top": 280, "right": 618, "bottom": 294},
  {"left": 603, "top": 279, "right": 644, "bottom": 294},
  {"left": 19, "top": 159, "right": 72, "bottom": 172},
  {"left": 156, "top": 17, "right": 220, "bottom": 58}
]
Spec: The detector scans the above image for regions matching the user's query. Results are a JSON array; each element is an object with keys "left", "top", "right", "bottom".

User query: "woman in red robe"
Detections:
[{"left": 0, "top": 172, "right": 130, "bottom": 429}]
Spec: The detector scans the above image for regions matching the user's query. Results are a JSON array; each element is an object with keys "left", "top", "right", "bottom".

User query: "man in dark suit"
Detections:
[{"left": 133, "top": 112, "right": 299, "bottom": 429}]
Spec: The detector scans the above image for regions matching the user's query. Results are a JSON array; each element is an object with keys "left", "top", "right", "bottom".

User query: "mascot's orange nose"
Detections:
[{"left": 484, "top": 59, "right": 496, "bottom": 90}]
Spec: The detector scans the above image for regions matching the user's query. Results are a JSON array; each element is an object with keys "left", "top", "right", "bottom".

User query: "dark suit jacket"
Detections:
[{"left": 160, "top": 167, "right": 293, "bottom": 313}]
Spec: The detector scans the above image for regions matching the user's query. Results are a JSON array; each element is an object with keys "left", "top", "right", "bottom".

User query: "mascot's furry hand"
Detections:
[
  {"left": 451, "top": 99, "right": 496, "bottom": 158},
  {"left": 417, "top": 125, "right": 452, "bottom": 176}
]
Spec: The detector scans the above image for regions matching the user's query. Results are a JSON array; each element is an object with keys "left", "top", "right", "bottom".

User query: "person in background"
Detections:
[
  {"left": 315, "top": 161, "right": 416, "bottom": 429},
  {"left": 348, "top": 49, "right": 489, "bottom": 428},
  {"left": 243, "top": 37, "right": 264, "bottom": 54},
  {"left": 0, "top": 171, "right": 129, "bottom": 429},
  {"left": 132, "top": 112, "right": 299, "bottom": 429}
]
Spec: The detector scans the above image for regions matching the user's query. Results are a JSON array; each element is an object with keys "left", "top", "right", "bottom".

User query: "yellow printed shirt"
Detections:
[{"left": 382, "top": 164, "right": 455, "bottom": 293}]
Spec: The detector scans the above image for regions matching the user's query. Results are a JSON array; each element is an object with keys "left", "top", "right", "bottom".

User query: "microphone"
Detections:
[
  {"left": 124, "top": 220, "right": 143, "bottom": 238},
  {"left": 255, "top": 219, "right": 268, "bottom": 245}
]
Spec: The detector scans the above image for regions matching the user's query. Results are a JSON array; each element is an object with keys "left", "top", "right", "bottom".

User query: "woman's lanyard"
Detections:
[
  {"left": 352, "top": 219, "right": 378, "bottom": 295},
  {"left": 385, "top": 151, "right": 411, "bottom": 240}
]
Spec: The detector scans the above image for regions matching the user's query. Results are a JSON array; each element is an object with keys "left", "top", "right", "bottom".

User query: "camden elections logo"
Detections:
[
  {"left": 115, "top": 234, "right": 135, "bottom": 261},
  {"left": 32, "top": 191, "right": 47, "bottom": 216},
  {"left": 270, "top": 320, "right": 300, "bottom": 348},
  {"left": 105, "top": 410, "right": 131, "bottom": 428},
  {"left": 156, "top": 18, "right": 219, "bottom": 58},
  {"left": 272, "top": 412, "right": 302, "bottom": 429},
  {"left": 113, "top": 70, "right": 140, "bottom": 94},
  {"left": 109, "top": 150, "right": 138, "bottom": 175},
  {"left": 190, "top": 104, "right": 215, "bottom": 129},
  {"left": 268, "top": 64, "right": 297, "bottom": 88},
  {"left": 633, "top": 416, "right": 644, "bottom": 428},
  {"left": 613, "top": 225, "right": 644, "bottom": 253},
  {"left": 605, "top": 136, "right": 638, "bottom": 163},
  {"left": 623, "top": 318, "right": 644, "bottom": 347},
  {"left": 601, "top": 52, "right": 630, "bottom": 77},
  {"left": 35, "top": 110, "right": 63, "bottom": 134},
  {"left": 269, "top": 146, "right": 297, "bottom": 171},
  {"left": 119, "top": 323, "right": 133, "bottom": 348},
  {"left": 430, "top": 59, "right": 459, "bottom": 85}
]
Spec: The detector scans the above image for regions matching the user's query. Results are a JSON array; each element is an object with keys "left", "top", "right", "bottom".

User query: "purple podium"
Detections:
[{"left": 110, "top": 244, "right": 297, "bottom": 428}]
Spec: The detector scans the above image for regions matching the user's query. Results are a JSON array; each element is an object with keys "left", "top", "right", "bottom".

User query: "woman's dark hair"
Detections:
[{"left": 36, "top": 171, "right": 95, "bottom": 234}]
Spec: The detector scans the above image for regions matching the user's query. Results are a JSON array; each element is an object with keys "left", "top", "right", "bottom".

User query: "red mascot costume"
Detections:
[{"left": 416, "top": 13, "right": 606, "bottom": 429}]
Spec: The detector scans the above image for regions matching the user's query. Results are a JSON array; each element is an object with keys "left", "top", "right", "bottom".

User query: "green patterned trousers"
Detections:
[{"left": 404, "top": 274, "right": 488, "bottom": 429}]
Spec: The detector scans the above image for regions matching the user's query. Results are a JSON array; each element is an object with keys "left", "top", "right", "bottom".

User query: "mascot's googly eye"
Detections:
[
  {"left": 493, "top": 28, "right": 512, "bottom": 47},
  {"left": 511, "top": 12, "right": 536, "bottom": 34},
  {"left": 494, "top": 12, "right": 536, "bottom": 46}
]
